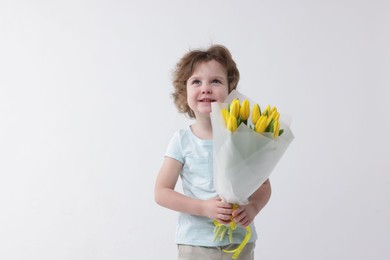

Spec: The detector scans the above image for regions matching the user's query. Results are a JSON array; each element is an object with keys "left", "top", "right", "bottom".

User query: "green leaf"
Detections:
[{"left": 265, "top": 118, "right": 274, "bottom": 132}]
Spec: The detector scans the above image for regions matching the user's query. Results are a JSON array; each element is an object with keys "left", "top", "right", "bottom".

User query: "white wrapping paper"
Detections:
[{"left": 210, "top": 90, "right": 294, "bottom": 205}]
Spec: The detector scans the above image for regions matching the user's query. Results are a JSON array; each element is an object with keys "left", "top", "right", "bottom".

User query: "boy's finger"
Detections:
[
  {"left": 218, "top": 208, "right": 233, "bottom": 215},
  {"left": 218, "top": 201, "right": 233, "bottom": 208},
  {"left": 217, "top": 213, "right": 232, "bottom": 221},
  {"left": 232, "top": 207, "right": 244, "bottom": 217}
]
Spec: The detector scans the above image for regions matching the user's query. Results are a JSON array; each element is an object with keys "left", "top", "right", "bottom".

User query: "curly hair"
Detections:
[{"left": 171, "top": 45, "right": 240, "bottom": 118}]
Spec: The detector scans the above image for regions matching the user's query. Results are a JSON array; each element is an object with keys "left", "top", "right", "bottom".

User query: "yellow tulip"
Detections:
[
  {"left": 266, "top": 114, "right": 274, "bottom": 128},
  {"left": 221, "top": 108, "right": 229, "bottom": 126},
  {"left": 239, "top": 99, "right": 250, "bottom": 121},
  {"left": 255, "top": 115, "right": 267, "bottom": 133},
  {"left": 229, "top": 99, "right": 240, "bottom": 118},
  {"left": 251, "top": 104, "right": 261, "bottom": 125},
  {"left": 269, "top": 110, "right": 278, "bottom": 121},
  {"left": 273, "top": 120, "right": 280, "bottom": 139},
  {"left": 263, "top": 105, "right": 271, "bottom": 116},
  {"left": 270, "top": 106, "right": 277, "bottom": 115},
  {"left": 274, "top": 111, "right": 280, "bottom": 121},
  {"left": 227, "top": 114, "right": 238, "bottom": 132}
]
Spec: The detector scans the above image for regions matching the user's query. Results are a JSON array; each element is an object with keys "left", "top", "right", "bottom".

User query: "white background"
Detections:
[{"left": 1, "top": 1, "right": 389, "bottom": 259}]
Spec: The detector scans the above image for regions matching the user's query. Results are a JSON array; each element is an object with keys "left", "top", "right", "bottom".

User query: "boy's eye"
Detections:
[
  {"left": 212, "top": 79, "right": 221, "bottom": 84},
  {"left": 191, "top": 79, "right": 201, "bottom": 85}
]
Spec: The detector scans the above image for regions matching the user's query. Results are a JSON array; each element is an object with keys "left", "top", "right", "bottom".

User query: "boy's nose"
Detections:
[{"left": 201, "top": 84, "right": 212, "bottom": 94}]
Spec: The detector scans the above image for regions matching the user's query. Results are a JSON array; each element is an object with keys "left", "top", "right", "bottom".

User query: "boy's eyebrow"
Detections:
[
  {"left": 187, "top": 73, "right": 227, "bottom": 81},
  {"left": 213, "top": 75, "right": 228, "bottom": 82}
]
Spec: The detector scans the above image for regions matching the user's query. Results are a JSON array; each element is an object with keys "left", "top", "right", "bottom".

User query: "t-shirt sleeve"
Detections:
[{"left": 165, "top": 131, "right": 184, "bottom": 164}]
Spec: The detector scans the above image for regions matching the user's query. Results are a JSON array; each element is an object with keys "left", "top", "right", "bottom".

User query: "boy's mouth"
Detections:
[{"left": 199, "top": 98, "right": 216, "bottom": 102}]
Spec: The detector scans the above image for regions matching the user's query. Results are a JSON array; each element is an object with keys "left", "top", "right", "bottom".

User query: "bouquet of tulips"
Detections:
[
  {"left": 210, "top": 90, "right": 294, "bottom": 259},
  {"left": 221, "top": 97, "right": 283, "bottom": 138}
]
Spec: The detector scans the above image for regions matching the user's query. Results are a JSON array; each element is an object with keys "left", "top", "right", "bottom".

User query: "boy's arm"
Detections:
[
  {"left": 232, "top": 179, "right": 272, "bottom": 227},
  {"left": 154, "top": 157, "right": 233, "bottom": 224}
]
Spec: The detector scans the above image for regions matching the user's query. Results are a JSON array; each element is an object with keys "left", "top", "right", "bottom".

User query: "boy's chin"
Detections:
[{"left": 195, "top": 111, "right": 212, "bottom": 119}]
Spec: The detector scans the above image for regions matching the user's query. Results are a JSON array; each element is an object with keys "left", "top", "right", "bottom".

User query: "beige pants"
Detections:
[{"left": 177, "top": 243, "right": 255, "bottom": 260}]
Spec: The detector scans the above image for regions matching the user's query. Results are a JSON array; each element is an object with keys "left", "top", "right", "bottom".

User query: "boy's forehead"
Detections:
[{"left": 191, "top": 60, "right": 227, "bottom": 75}]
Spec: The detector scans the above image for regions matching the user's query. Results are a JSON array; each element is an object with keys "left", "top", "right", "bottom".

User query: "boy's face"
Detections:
[{"left": 186, "top": 60, "right": 229, "bottom": 119}]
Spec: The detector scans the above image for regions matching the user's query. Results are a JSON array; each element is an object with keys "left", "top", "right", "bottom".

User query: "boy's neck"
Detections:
[{"left": 191, "top": 118, "right": 213, "bottom": 140}]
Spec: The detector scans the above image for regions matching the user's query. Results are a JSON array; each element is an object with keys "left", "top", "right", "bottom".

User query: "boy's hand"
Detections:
[
  {"left": 232, "top": 204, "right": 258, "bottom": 227},
  {"left": 203, "top": 197, "right": 233, "bottom": 224},
  {"left": 233, "top": 179, "right": 272, "bottom": 227}
]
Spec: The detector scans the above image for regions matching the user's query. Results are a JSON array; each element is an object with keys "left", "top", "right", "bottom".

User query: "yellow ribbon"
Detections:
[
  {"left": 212, "top": 204, "right": 252, "bottom": 259},
  {"left": 223, "top": 226, "right": 251, "bottom": 259}
]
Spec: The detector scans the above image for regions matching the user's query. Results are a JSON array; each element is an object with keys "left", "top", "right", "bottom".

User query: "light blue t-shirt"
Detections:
[{"left": 165, "top": 126, "right": 257, "bottom": 246}]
